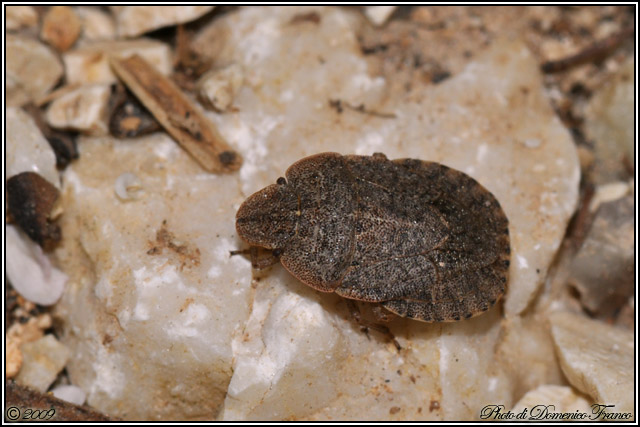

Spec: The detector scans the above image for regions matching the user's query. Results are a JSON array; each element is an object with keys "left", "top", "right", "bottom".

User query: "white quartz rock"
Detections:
[
  {"left": 496, "top": 314, "right": 565, "bottom": 399},
  {"left": 55, "top": 134, "right": 251, "bottom": 420},
  {"left": 15, "top": 335, "right": 71, "bottom": 393},
  {"left": 550, "top": 311, "right": 634, "bottom": 416},
  {"left": 63, "top": 39, "right": 172, "bottom": 85},
  {"left": 223, "top": 273, "right": 347, "bottom": 420},
  {"left": 54, "top": 6, "right": 580, "bottom": 421},
  {"left": 202, "top": 7, "right": 577, "bottom": 419},
  {"left": 6, "top": 225, "right": 67, "bottom": 306},
  {"left": 46, "top": 84, "right": 112, "bottom": 135},
  {"left": 6, "top": 107, "right": 60, "bottom": 189},
  {"left": 112, "top": 6, "right": 215, "bottom": 38},
  {"left": 6, "top": 35, "right": 64, "bottom": 106},
  {"left": 195, "top": 7, "right": 579, "bottom": 319},
  {"left": 52, "top": 385, "right": 87, "bottom": 406}
]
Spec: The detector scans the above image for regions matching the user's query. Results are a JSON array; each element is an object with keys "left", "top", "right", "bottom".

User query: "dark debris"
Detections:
[
  {"left": 5, "top": 381, "right": 116, "bottom": 421},
  {"left": 109, "top": 85, "right": 162, "bottom": 138},
  {"left": 7, "top": 172, "right": 61, "bottom": 250}
]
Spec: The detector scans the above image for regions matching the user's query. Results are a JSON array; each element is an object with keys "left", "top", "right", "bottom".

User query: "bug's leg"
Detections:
[
  {"left": 371, "top": 305, "right": 397, "bottom": 323},
  {"left": 345, "top": 299, "right": 371, "bottom": 340},
  {"left": 230, "top": 247, "right": 281, "bottom": 269},
  {"left": 346, "top": 300, "right": 401, "bottom": 350},
  {"left": 229, "top": 248, "right": 250, "bottom": 256},
  {"left": 249, "top": 247, "right": 281, "bottom": 269}
]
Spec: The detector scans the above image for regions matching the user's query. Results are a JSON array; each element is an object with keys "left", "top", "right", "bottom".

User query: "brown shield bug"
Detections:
[{"left": 235, "top": 152, "right": 510, "bottom": 322}]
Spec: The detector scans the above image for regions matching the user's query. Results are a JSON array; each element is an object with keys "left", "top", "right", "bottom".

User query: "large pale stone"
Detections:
[
  {"left": 54, "top": 6, "right": 580, "bottom": 420},
  {"left": 6, "top": 35, "right": 64, "bottom": 106},
  {"left": 550, "top": 311, "right": 634, "bottom": 417},
  {"left": 55, "top": 134, "right": 251, "bottom": 420},
  {"left": 223, "top": 273, "right": 348, "bottom": 420},
  {"left": 195, "top": 6, "right": 579, "bottom": 319},
  {"left": 112, "top": 6, "right": 215, "bottom": 37},
  {"left": 63, "top": 39, "right": 172, "bottom": 85}
]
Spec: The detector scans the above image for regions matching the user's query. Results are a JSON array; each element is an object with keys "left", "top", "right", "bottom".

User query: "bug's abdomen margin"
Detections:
[{"left": 334, "top": 156, "right": 510, "bottom": 322}]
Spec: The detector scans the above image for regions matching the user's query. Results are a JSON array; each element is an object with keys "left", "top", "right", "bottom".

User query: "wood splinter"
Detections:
[
  {"left": 110, "top": 54, "right": 242, "bottom": 173},
  {"left": 541, "top": 25, "right": 634, "bottom": 74}
]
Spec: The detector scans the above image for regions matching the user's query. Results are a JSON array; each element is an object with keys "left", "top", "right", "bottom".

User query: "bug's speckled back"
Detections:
[{"left": 236, "top": 152, "right": 510, "bottom": 322}]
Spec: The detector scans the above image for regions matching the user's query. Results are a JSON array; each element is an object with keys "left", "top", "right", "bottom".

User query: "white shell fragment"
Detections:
[
  {"left": 6, "top": 225, "right": 67, "bottom": 306},
  {"left": 6, "top": 107, "right": 61, "bottom": 189},
  {"left": 550, "top": 311, "right": 634, "bottom": 415},
  {"left": 52, "top": 385, "right": 87, "bottom": 406},
  {"left": 197, "top": 64, "right": 244, "bottom": 112},
  {"left": 112, "top": 6, "right": 215, "bottom": 38},
  {"left": 589, "top": 180, "right": 630, "bottom": 213},
  {"left": 15, "top": 335, "right": 71, "bottom": 393},
  {"left": 114, "top": 172, "right": 143, "bottom": 201}
]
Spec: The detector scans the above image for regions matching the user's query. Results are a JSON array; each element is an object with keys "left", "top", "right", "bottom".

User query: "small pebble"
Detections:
[
  {"left": 41, "top": 6, "right": 81, "bottom": 52},
  {"left": 197, "top": 64, "right": 244, "bottom": 112},
  {"left": 15, "top": 335, "right": 71, "bottom": 393},
  {"left": 364, "top": 6, "right": 397, "bottom": 26},
  {"left": 52, "top": 385, "right": 87, "bottom": 406}
]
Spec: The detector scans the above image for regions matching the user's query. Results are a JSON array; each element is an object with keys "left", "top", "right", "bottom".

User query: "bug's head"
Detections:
[{"left": 236, "top": 178, "right": 298, "bottom": 249}]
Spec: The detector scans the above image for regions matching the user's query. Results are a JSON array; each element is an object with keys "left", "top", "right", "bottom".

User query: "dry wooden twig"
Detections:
[
  {"left": 110, "top": 54, "right": 242, "bottom": 173},
  {"left": 328, "top": 98, "right": 397, "bottom": 119},
  {"left": 541, "top": 25, "right": 634, "bottom": 74}
]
